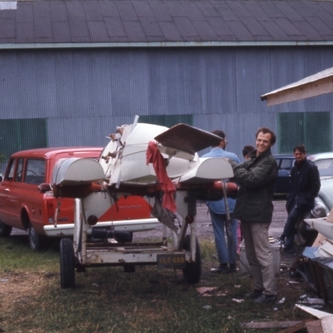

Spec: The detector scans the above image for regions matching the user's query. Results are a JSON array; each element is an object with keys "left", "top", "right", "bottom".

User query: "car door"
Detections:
[
  {"left": 0, "top": 157, "right": 25, "bottom": 228},
  {"left": 0, "top": 158, "right": 16, "bottom": 223},
  {"left": 23, "top": 158, "right": 47, "bottom": 227},
  {"left": 276, "top": 158, "right": 293, "bottom": 195}
]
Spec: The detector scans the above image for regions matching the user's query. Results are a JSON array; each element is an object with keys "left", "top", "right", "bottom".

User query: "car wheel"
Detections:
[
  {"left": 60, "top": 238, "right": 75, "bottom": 288},
  {"left": 182, "top": 235, "right": 202, "bottom": 284},
  {"left": 28, "top": 223, "right": 42, "bottom": 250},
  {"left": 0, "top": 221, "right": 12, "bottom": 237},
  {"left": 296, "top": 217, "right": 318, "bottom": 247}
]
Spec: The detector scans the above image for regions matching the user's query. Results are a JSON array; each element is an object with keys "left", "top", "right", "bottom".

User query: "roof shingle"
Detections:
[{"left": 0, "top": 0, "right": 333, "bottom": 46}]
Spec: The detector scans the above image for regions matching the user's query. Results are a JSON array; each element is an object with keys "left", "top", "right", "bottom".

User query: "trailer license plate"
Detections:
[{"left": 157, "top": 254, "right": 186, "bottom": 269}]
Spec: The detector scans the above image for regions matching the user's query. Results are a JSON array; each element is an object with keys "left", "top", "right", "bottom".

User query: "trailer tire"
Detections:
[
  {"left": 182, "top": 235, "right": 201, "bottom": 284},
  {"left": 60, "top": 238, "right": 75, "bottom": 288},
  {"left": 0, "top": 221, "right": 12, "bottom": 237}
]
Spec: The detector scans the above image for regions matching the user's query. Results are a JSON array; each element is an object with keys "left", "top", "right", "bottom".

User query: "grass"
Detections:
[{"left": 0, "top": 234, "right": 322, "bottom": 333}]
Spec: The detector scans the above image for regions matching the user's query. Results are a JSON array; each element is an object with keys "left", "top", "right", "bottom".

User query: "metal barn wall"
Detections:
[{"left": 1, "top": 46, "right": 333, "bottom": 159}]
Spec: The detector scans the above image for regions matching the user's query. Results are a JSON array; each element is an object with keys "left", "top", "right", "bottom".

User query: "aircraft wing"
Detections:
[{"left": 154, "top": 123, "right": 222, "bottom": 155}]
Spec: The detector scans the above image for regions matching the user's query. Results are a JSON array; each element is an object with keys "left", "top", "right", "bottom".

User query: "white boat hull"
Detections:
[{"left": 304, "top": 217, "right": 333, "bottom": 241}]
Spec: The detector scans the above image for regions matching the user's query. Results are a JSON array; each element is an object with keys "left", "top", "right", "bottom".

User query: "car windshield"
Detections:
[{"left": 313, "top": 158, "right": 333, "bottom": 177}]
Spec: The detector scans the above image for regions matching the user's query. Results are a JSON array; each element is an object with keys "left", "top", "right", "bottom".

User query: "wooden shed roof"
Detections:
[{"left": 261, "top": 66, "right": 333, "bottom": 106}]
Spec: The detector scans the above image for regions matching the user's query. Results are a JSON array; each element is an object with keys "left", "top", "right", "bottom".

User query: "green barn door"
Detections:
[{"left": 278, "top": 112, "right": 331, "bottom": 154}]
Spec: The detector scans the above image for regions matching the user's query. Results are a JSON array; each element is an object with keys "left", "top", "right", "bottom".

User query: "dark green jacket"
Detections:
[{"left": 229, "top": 149, "right": 278, "bottom": 223}]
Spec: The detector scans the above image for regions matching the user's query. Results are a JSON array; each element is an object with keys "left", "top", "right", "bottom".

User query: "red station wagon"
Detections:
[{"left": 0, "top": 147, "right": 158, "bottom": 250}]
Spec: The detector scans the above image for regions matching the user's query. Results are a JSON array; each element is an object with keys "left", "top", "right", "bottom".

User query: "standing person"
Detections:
[
  {"left": 235, "top": 145, "right": 255, "bottom": 254},
  {"left": 202, "top": 130, "right": 240, "bottom": 273},
  {"left": 228, "top": 127, "right": 278, "bottom": 303},
  {"left": 280, "top": 145, "right": 320, "bottom": 252},
  {"left": 242, "top": 145, "right": 255, "bottom": 160}
]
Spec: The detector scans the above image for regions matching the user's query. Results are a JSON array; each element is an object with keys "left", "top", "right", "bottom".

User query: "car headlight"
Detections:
[{"left": 311, "top": 201, "right": 327, "bottom": 218}]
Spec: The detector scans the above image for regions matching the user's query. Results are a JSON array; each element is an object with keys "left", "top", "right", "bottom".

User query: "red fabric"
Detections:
[{"left": 146, "top": 141, "right": 176, "bottom": 212}]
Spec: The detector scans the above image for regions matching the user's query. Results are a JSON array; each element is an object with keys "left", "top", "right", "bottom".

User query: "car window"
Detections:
[
  {"left": 313, "top": 158, "right": 333, "bottom": 177},
  {"left": 16, "top": 158, "right": 24, "bottom": 182},
  {"left": 4, "top": 158, "right": 24, "bottom": 182},
  {"left": 280, "top": 159, "right": 293, "bottom": 171},
  {"left": 24, "top": 159, "right": 46, "bottom": 184},
  {"left": 6, "top": 159, "right": 16, "bottom": 181}
]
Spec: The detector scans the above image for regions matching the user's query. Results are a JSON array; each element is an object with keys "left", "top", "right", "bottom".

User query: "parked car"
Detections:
[
  {"left": 296, "top": 152, "right": 333, "bottom": 246},
  {"left": 0, "top": 147, "right": 158, "bottom": 250},
  {"left": 308, "top": 152, "right": 333, "bottom": 178},
  {"left": 273, "top": 154, "right": 294, "bottom": 197},
  {"left": 297, "top": 177, "right": 333, "bottom": 246},
  {"left": 274, "top": 152, "right": 333, "bottom": 245}
]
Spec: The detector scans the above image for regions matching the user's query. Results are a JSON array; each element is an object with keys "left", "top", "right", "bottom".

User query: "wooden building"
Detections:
[{"left": 1, "top": 0, "right": 333, "bottom": 164}]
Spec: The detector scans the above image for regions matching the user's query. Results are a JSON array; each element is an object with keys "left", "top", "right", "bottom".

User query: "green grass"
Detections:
[
  {"left": 0, "top": 235, "right": 315, "bottom": 333},
  {"left": 0, "top": 235, "right": 59, "bottom": 272}
]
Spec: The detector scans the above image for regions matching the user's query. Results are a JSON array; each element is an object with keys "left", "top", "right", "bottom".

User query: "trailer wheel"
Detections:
[
  {"left": 124, "top": 264, "right": 135, "bottom": 273},
  {"left": 0, "top": 221, "right": 12, "bottom": 237},
  {"left": 60, "top": 238, "right": 75, "bottom": 288},
  {"left": 182, "top": 235, "right": 201, "bottom": 284}
]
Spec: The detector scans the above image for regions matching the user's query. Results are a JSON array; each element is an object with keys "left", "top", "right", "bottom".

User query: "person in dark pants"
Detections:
[
  {"left": 280, "top": 144, "right": 321, "bottom": 252},
  {"left": 228, "top": 127, "right": 278, "bottom": 303},
  {"left": 202, "top": 130, "right": 240, "bottom": 274}
]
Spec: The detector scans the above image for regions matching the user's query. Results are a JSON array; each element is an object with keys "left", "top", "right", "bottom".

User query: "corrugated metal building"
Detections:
[{"left": 1, "top": 0, "right": 333, "bottom": 166}]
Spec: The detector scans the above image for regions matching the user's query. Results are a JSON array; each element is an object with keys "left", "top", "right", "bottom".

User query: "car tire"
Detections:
[
  {"left": 60, "top": 238, "right": 76, "bottom": 289},
  {"left": 28, "top": 223, "right": 42, "bottom": 251},
  {"left": 182, "top": 235, "right": 202, "bottom": 284},
  {"left": 0, "top": 221, "right": 12, "bottom": 237},
  {"left": 296, "top": 217, "right": 318, "bottom": 247}
]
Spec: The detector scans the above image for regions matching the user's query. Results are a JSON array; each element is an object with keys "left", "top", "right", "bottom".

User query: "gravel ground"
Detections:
[
  {"left": 132, "top": 199, "right": 288, "bottom": 242},
  {"left": 131, "top": 199, "right": 300, "bottom": 270}
]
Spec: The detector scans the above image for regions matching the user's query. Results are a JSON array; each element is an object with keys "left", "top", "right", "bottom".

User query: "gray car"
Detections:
[
  {"left": 298, "top": 152, "right": 333, "bottom": 246},
  {"left": 308, "top": 152, "right": 333, "bottom": 179}
]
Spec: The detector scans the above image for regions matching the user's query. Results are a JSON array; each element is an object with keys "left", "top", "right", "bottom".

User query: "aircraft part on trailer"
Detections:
[{"left": 52, "top": 157, "right": 105, "bottom": 186}]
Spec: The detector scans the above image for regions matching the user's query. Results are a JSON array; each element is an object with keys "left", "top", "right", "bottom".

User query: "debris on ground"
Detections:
[{"left": 196, "top": 286, "right": 227, "bottom": 297}]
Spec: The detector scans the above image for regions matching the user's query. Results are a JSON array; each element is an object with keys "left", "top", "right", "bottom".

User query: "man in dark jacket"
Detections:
[
  {"left": 228, "top": 127, "right": 278, "bottom": 303},
  {"left": 281, "top": 144, "right": 320, "bottom": 252}
]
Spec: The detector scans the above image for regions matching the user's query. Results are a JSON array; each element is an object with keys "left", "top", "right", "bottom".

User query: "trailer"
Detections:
[{"left": 50, "top": 118, "right": 235, "bottom": 288}]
